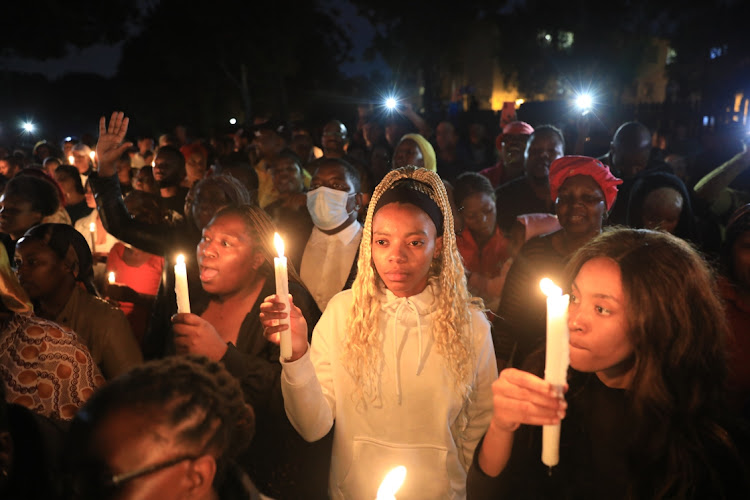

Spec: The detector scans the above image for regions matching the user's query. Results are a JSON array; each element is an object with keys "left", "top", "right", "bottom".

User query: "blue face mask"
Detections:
[{"left": 306, "top": 187, "right": 353, "bottom": 230}]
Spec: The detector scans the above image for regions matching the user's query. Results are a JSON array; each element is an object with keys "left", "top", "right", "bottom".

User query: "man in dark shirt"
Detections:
[
  {"left": 152, "top": 145, "right": 189, "bottom": 220},
  {"left": 495, "top": 125, "right": 565, "bottom": 233}
]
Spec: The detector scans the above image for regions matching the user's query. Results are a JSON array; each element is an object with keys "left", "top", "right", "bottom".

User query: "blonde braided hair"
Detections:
[{"left": 342, "top": 166, "right": 482, "bottom": 405}]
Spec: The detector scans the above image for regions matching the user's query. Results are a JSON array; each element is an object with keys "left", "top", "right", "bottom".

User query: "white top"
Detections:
[
  {"left": 74, "top": 210, "right": 120, "bottom": 256},
  {"left": 300, "top": 221, "right": 362, "bottom": 312},
  {"left": 281, "top": 284, "right": 497, "bottom": 500}
]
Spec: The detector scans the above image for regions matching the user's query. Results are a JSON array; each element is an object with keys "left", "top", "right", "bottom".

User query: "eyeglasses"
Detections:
[{"left": 75, "top": 453, "right": 203, "bottom": 499}]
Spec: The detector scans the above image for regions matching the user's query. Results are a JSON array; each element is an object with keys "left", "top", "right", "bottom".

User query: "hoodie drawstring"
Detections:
[{"left": 392, "top": 297, "right": 424, "bottom": 404}]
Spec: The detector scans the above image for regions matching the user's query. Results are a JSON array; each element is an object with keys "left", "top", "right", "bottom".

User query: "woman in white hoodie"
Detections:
[{"left": 261, "top": 166, "right": 497, "bottom": 499}]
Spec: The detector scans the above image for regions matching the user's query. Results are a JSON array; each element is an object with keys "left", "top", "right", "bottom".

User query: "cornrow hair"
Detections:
[
  {"left": 72, "top": 354, "right": 254, "bottom": 487},
  {"left": 343, "top": 165, "right": 482, "bottom": 407},
  {"left": 212, "top": 204, "right": 304, "bottom": 286}
]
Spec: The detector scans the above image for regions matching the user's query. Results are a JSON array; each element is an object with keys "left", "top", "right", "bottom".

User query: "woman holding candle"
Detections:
[
  {"left": 493, "top": 156, "right": 622, "bottom": 370},
  {"left": 170, "top": 204, "right": 330, "bottom": 499},
  {"left": 467, "top": 228, "right": 750, "bottom": 499},
  {"left": 91, "top": 112, "right": 252, "bottom": 359},
  {"left": 260, "top": 166, "right": 497, "bottom": 499}
]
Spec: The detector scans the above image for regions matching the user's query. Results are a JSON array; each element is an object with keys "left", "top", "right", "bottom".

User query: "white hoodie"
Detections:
[{"left": 281, "top": 284, "right": 497, "bottom": 499}]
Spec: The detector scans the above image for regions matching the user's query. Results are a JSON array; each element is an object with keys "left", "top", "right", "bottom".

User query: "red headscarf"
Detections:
[
  {"left": 495, "top": 121, "right": 534, "bottom": 151},
  {"left": 549, "top": 156, "right": 623, "bottom": 211}
]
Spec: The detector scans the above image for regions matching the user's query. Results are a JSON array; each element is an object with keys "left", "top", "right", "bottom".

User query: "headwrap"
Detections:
[
  {"left": 373, "top": 178, "right": 443, "bottom": 234},
  {"left": 549, "top": 156, "right": 623, "bottom": 211},
  {"left": 399, "top": 133, "right": 436, "bottom": 173},
  {"left": 495, "top": 121, "right": 534, "bottom": 152}
]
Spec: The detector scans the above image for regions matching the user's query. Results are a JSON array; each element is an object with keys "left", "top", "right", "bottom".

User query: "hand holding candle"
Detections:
[
  {"left": 174, "top": 254, "right": 191, "bottom": 314},
  {"left": 539, "top": 278, "right": 570, "bottom": 469},
  {"left": 273, "top": 232, "right": 292, "bottom": 360}
]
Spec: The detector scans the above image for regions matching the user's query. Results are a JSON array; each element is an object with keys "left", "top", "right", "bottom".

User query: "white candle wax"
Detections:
[
  {"left": 174, "top": 254, "right": 191, "bottom": 314},
  {"left": 89, "top": 222, "right": 97, "bottom": 255},
  {"left": 273, "top": 233, "right": 292, "bottom": 359},
  {"left": 540, "top": 278, "right": 570, "bottom": 468}
]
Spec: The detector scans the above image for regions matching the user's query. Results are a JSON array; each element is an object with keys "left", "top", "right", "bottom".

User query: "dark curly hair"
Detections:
[{"left": 67, "top": 355, "right": 255, "bottom": 494}]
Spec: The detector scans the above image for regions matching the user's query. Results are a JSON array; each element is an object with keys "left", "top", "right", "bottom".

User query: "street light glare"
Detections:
[
  {"left": 576, "top": 94, "right": 592, "bottom": 110},
  {"left": 229, "top": 118, "right": 237, "bottom": 125},
  {"left": 22, "top": 122, "right": 35, "bottom": 133},
  {"left": 385, "top": 97, "right": 397, "bottom": 110}
]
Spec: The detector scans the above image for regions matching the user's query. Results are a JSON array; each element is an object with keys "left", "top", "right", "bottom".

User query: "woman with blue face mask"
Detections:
[{"left": 299, "top": 157, "right": 365, "bottom": 312}]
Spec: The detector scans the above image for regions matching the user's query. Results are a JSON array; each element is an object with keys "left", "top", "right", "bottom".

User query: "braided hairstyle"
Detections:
[
  {"left": 211, "top": 204, "right": 304, "bottom": 285},
  {"left": 70, "top": 354, "right": 254, "bottom": 489},
  {"left": 343, "top": 166, "right": 481, "bottom": 405}
]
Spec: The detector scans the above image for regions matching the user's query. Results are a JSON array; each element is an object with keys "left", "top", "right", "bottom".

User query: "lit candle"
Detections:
[
  {"left": 273, "top": 232, "right": 292, "bottom": 359},
  {"left": 108, "top": 272, "right": 116, "bottom": 285},
  {"left": 174, "top": 254, "right": 191, "bottom": 314},
  {"left": 89, "top": 150, "right": 96, "bottom": 166},
  {"left": 67, "top": 155, "right": 75, "bottom": 165},
  {"left": 376, "top": 466, "right": 406, "bottom": 500},
  {"left": 539, "top": 278, "right": 570, "bottom": 468},
  {"left": 89, "top": 222, "right": 97, "bottom": 255}
]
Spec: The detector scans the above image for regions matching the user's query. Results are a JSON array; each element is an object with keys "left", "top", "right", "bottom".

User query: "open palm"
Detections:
[{"left": 96, "top": 111, "right": 132, "bottom": 176}]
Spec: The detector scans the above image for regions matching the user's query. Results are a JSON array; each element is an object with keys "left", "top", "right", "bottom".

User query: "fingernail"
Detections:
[{"left": 557, "top": 410, "right": 566, "bottom": 419}]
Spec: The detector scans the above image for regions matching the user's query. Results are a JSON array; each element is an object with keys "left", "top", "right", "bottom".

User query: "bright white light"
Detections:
[
  {"left": 385, "top": 97, "right": 397, "bottom": 110},
  {"left": 575, "top": 94, "right": 592, "bottom": 111},
  {"left": 229, "top": 118, "right": 237, "bottom": 125},
  {"left": 22, "top": 122, "right": 35, "bottom": 133},
  {"left": 64, "top": 136, "right": 72, "bottom": 142},
  {"left": 376, "top": 466, "right": 406, "bottom": 499},
  {"left": 540, "top": 278, "right": 562, "bottom": 297}
]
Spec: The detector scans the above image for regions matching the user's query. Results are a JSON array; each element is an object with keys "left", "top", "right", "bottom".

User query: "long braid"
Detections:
[{"left": 342, "top": 166, "right": 481, "bottom": 405}]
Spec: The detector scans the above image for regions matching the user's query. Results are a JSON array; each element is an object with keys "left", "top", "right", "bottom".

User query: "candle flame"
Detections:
[
  {"left": 376, "top": 466, "right": 406, "bottom": 499},
  {"left": 274, "top": 232, "right": 285, "bottom": 258},
  {"left": 68, "top": 155, "right": 75, "bottom": 165},
  {"left": 89, "top": 151, "right": 96, "bottom": 161},
  {"left": 108, "top": 272, "right": 115, "bottom": 284},
  {"left": 176, "top": 254, "right": 185, "bottom": 265},
  {"left": 540, "top": 278, "right": 562, "bottom": 297},
  {"left": 89, "top": 222, "right": 96, "bottom": 233}
]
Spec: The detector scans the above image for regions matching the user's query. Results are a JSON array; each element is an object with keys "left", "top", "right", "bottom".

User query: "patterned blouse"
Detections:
[{"left": 1, "top": 313, "right": 104, "bottom": 420}]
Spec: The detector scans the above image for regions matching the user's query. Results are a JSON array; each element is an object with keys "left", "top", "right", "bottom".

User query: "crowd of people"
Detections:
[{"left": 0, "top": 103, "right": 749, "bottom": 499}]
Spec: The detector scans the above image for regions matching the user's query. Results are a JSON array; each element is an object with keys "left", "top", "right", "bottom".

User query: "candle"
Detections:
[
  {"left": 89, "top": 222, "right": 97, "bottom": 255},
  {"left": 174, "top": 254, "right": 191, "bottom": 314},
  {"left": 89, "top": 150, "right": 96, "bottom": 166},
  {"left": 539, "top": 278, "right": 570, "bottom": 468},
  {"left": 108, "top": 272, "right": 116, "bottom": 285},
  {"left": 67, "top": 155, "right": 75, "bottom": 165},
  {"left": 273, "top": 232, "right": 292, "bottom": 359},
  {"left": 376, "top": 466, "right": 406, "bottom": 500}
]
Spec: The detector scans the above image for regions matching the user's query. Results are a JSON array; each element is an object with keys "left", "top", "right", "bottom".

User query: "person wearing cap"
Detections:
[
  {"left": 261, "top": 166, "right": 496, "bottom": 499},
  {"left": 480, "top": 121, "right": 534, "bottom": 189},
  {"left": 493, "top": 156, "right": 622, "bottom": 370}
]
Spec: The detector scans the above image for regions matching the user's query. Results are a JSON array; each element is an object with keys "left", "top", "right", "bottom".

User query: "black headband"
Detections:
[{"left": 373, "top": 182, "right": 443, "bottom": 234}]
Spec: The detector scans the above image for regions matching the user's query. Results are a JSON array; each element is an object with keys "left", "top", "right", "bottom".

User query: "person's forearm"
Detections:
[
  {"left": 477, "top": 421, "right": 516, "bottom": 477},
  {"left": 694, "top": 150, "right": 750, "bottom": 201}
]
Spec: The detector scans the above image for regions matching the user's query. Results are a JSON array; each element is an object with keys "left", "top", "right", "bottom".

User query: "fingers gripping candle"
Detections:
[
  {"left": 540, "top": 278, "right": 570, "bottom": 469},
  {"left": 274, "top": 233, "right": 292, "bottom": 360},
  {"left": 174, "top": 254, "right": 191, "bottom": 314}
]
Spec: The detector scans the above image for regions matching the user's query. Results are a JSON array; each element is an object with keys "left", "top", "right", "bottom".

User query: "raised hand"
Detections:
[
  {"left": 259, "top": 294, "right": 309, "bottom": 361},
  {"left": 96, "top": 111, "right": 132, "bottom": 177}
]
